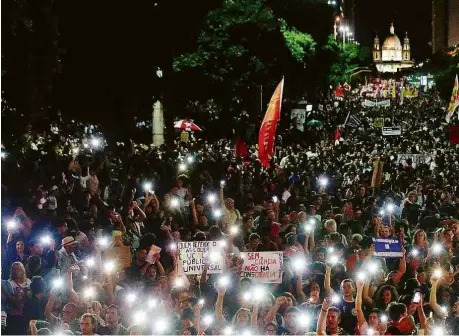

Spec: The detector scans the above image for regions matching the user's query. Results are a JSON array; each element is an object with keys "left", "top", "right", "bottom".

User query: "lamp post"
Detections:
[
  {"left": 333, "top": 16, "right": 340, "bottom": 40},
  {"left": 152, "top": 68, "right": 165, "bottom": 146}
]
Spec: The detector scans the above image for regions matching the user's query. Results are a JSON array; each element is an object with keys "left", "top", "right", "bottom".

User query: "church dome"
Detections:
[{"left": 382, "top": 34, "right": 402, "bottom": 50}]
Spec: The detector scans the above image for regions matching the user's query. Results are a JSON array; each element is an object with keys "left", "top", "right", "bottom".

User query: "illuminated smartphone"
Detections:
[{"left": 412, "top": 292, "right": 421, "bottom": 303}]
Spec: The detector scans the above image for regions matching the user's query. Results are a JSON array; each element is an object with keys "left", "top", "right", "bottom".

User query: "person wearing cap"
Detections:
[{"left": 57, "top": 236, "right": 82, "bottom": 276}]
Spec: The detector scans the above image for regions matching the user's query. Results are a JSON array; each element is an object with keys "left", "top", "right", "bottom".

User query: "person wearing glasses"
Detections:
[{"left": 44, "top": 289, "right": 79, "bottom": 332}]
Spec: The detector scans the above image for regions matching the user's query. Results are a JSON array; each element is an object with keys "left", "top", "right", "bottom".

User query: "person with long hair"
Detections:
[
  {"left": 411, "top": 229, "right": 429, "bottom": 259},
  {"left": 1, "top": 262, "right": 31, "bottom": 335}
]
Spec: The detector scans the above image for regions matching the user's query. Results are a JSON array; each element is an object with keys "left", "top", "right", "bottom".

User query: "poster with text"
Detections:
[
  {"left": 239, "top": 252, "right": 283, "bottom": 283},
  {"left": 178, "top": 241, "right": 224, "bottom": 274}
]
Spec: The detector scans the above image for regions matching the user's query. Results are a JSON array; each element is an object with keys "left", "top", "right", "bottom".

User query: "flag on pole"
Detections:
[
  {"left": 333, "top": 127, "right": 341, "bottom": 145},
  {"left": 446, "top": 75, "right": 459, "bottom": 123},
  {"left": 258, "top": 78, "right": 284, "bottom": 167}
]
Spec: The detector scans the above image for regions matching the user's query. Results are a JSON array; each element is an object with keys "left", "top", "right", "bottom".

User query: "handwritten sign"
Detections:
[
  {"left": 372, "top": 238, "right": 402, "bottom": 258},
  {"left": 396, "top": 154, "right": 433, "bottom": 168},
  {"left": 178, "top": 241, "right": 224, "bottom": 275},
  {"left": 239, "top": 252, "right": 283, "bottom": 283}
]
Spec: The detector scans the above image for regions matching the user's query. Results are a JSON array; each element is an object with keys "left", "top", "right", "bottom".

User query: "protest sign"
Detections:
[
  {"left": 372, "top": 238, "right": 403, "bottom": 258},
  {"left": 396, "top": 154, "right": 433, "bottom": 168},
  {"left": 364, "top": 99, "right": 390, "bottom": 107},
  {"left": 239, "top": 252, "right": 283, "bottom": 283},
  {"left": 178, "top": 241, "right": 224, "bottom": 274},
  {"left": 104, "top": 245, "right": 131, "bottom": 268},
  {"left": 291, "top": 109, "right": 306, "bottom": 132},
  {"left": 371, "top": 159, "right": 384, "bottom": 188},
  {"left": 373, "top": 118, "right": 384, "bottom": 128},
  {"left": 146, "top": 245, "right": 161, "bottom": 264},
  {"left": 382, "top": 126, "right": 401, "bottom": 136}
]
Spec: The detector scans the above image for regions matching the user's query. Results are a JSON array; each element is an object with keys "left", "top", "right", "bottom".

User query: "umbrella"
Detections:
[
  {"left": 174, "top": 120, "right": 202, "bottom": 132},
  {"left": 307, "top": 119, "right": 323, "bottom": 127}
]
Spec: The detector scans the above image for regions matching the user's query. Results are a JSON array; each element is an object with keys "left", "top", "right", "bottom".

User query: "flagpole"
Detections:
[
  {"left": 344, "top": 110, "right": 351, "bottom": 126},
  {"left": 260, "top": 85, "right": 263, "bottom": 114}
]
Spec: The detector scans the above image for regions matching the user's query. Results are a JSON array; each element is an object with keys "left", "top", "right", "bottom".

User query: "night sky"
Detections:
[{"left": 354, "top": 0, "right": 432, "bottom": 61}]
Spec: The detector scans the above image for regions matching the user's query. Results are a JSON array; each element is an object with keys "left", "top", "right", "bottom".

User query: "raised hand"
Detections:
[{"left": 322, "top": 297, "right": 332, "bottom": 311}]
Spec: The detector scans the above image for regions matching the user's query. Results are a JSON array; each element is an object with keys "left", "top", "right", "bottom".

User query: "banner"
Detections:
[
  {"left": 178, "top": 241, "right": 224, "bottom": 274},
  {"left": 371, "top": 159, "right": 384, "bottom": 188},
  {"left": 239, "top": 252, "right": 283, "bottom": 283},
  {"left": 446, "top": 75, "right": 459, "bottom": 123},
  {"left": 372, "top": 237, "right": 403, "bottom": 258},
  {"left": 290, "top": 108, "right": 306, "bottom": 132},
  {"left": 382, "top": 126, "right": 401, "bottom": 136},
  {"left": 396, "top": 154, "right": 433, "bottom": 168},
  {"left": 364, "top": 99, "right": 390, "bottom": 108},
  {"left": 258, "top": 78, "right": 284, "bottom": 167},
  {"left": 373, "top": 118, "right": 384, "bottom": 128}
]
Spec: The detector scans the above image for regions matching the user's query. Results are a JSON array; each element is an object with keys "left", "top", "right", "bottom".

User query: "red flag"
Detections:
[
  {"left": 449, "top": 125, "right": 459, "bottom": 143},
  {"left": 334, "top": 127, "right": 340, "bottom": 141},
  {"left": 235, "top": 138, "right": 248, "bottom": 157},
  {"left": 258, "top": 78, "right": 284, "bottom": 167},
  {"left": 335, "top": 86, "right": 344, "bottom": 97}
]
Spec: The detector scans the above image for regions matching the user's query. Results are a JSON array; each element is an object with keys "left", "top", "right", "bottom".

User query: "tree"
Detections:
[
  {"left": 322, "top": 35, "right": 371, "bottom": 87},
  {"left": 171, "top": 0, "right": 319, "bottom": 138}
]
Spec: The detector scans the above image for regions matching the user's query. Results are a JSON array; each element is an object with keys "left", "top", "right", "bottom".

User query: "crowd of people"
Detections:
[{"left": 1, "top": 90, "right": 458, "bottom": 336}]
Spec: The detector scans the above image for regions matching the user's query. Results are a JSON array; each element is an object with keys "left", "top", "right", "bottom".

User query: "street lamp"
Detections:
[{"left": 334, "top": 16, "right": 341, "bottom": 40}]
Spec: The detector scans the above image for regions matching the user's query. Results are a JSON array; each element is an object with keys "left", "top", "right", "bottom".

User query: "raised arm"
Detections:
[
  {"left": 355, "top": 279, "right": 367, "bottom": 329},
  {"left": 219, "top": 184, "right": 225, "bottom": 206},
  {"left": 324, "top": 264, "right": 336, "bottom": 296},
  {"left": 193, "top": 301, "right": 203, "bottom": 332},
  {"left": 151, "top": 193, "right": 160, "bottom": 212},
  {"left": 105, "top": 272, "right": 116, "bottom": 305},
  {"left": 191, "top": 199, "right": 199, "bottom": 227},
  {"left": 251, "top": 302, "right": 259, "bottom": 328},
  {"left": 429, "top": 276, "right": 447, "bottom": 318},
  {"left": 417, "top": 295, "right": 426, "bottom": 330},
  {"left": 274, "top": 200, "right": 280, "bottom": 222},
  {"left": 199, "top": 263, "right": 210, "bottom": 294},
  {"left": 309, "top": 230, "right": 315, "bottom": 252},
  {"left": 362, "top": 279, "right": 374, "bottom": 308},
  {"left": 264, "top": 296, "right": 286, "bottom": 323},
  {"left": 216, "top": 284, "right": 226, "bottom": 322},
  {"left": 303, "top": 233, "right": 310, "bottom": 255},
  {"left": 317, "top": 297, "right": 332, "bottom": 336},
  {"left": 29, "top": 320, "right": 38, "bottom": 336},
  {"left": 295, "top": 270, "right": 307, "bottom": 303},
  {"left": 391, "top": 247, "right": 406, "bottom": 286},
  {"left": 155, "top": 259, "right": 166, "bottom": 276},
  {"left": 44, "top": 288, "right": 59, "bottom": 324},
  {"left": 65, "top": 268, "right": 81, "bottom": 305}
]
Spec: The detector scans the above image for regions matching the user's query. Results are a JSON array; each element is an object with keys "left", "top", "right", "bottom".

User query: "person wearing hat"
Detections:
[{"left": 57, "top": 236, "right": 82, "bottom": 276}]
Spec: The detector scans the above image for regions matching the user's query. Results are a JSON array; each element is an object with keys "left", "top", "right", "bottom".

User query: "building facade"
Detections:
[
  {"left": 373, "top": 23, "right": 414, "bottom": 73},
  {"left": 432, "top": 0, "right": 459, "bottom": 54}
]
